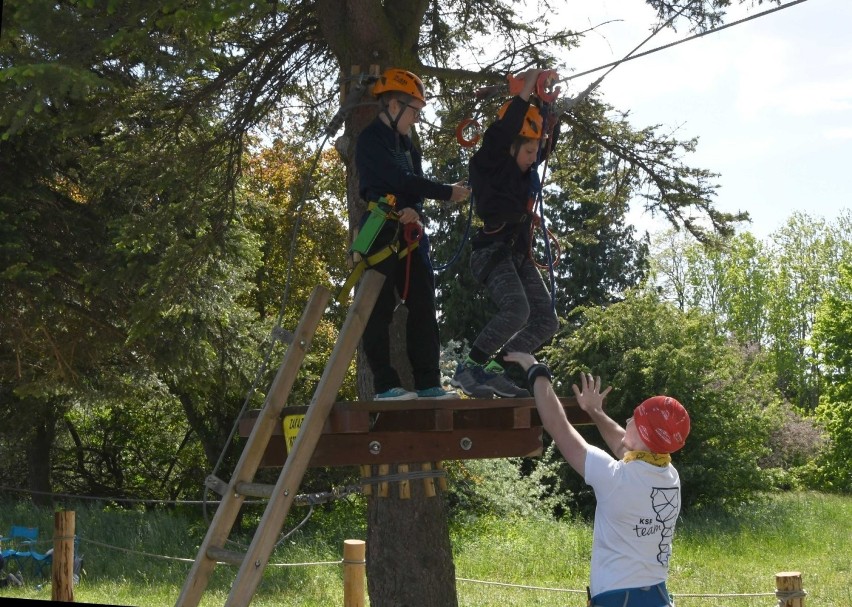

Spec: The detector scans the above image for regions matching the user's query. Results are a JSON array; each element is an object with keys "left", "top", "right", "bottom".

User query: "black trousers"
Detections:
[{"left": 361, "top": 238, "right": 441, "bottom": 394}]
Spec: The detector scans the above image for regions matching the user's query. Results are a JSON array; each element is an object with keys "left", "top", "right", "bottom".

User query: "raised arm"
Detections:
[{"left": 503, "top": 352, "right": 589, "bottom": 475}]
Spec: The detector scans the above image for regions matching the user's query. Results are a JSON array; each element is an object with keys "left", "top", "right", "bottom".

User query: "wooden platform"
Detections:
[{"left": 239, "top": 396, "right": 590, "bottom": 467}]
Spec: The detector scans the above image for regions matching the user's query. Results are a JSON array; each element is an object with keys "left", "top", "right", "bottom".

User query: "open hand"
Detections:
[{"left": 571, "top": 372, "right": 612, "bottom": 414}]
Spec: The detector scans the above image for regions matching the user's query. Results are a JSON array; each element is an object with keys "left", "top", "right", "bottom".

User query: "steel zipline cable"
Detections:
[{"left": 555, "top": 0, "right": 812, "bottom": 87}]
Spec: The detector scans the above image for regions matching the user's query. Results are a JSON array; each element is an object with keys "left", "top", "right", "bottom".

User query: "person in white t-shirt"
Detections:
[{"left": 503, "top": 352, "right": 691, "bottom": 607}]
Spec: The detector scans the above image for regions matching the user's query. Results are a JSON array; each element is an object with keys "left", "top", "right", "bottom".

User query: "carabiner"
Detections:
[
  {"left": 455, "top": 117, "right": 482, "bottom": 148},
  {"left": 507, "top": 69, "right": 561, "bottom": 103}
]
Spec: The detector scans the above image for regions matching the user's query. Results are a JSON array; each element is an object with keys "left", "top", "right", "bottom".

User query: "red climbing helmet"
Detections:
[{"left": 633, "top": 396, "right": 691, "bottom": 454}]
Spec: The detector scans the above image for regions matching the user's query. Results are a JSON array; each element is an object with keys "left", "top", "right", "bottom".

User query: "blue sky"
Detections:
[{"left": 556, "top": 0, "right": 852, "bottom": 240}]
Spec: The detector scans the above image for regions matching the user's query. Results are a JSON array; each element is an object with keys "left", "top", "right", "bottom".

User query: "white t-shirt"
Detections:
[{"left": 584, "top": 445, "right": 681, "bottom": 597}]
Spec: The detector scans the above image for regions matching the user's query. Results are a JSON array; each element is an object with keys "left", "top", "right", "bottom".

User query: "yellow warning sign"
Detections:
[{"left": 282, "top": 414, "right": 305, "bottom": 453}]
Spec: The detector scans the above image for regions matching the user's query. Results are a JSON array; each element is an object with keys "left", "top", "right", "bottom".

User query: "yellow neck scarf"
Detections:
[{"left": 623, "top": 451, "right": 671, "bottom": 467}]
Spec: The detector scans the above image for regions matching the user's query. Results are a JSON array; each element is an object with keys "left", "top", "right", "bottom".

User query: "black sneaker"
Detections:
[
  {"left": 450, "top": 362, "right": 495, "bottom": 398},
  {"left": 483, "top": 370, "right": 530, "bottom": 398}
]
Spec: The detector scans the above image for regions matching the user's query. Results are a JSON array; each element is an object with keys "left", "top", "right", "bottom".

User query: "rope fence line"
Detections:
[
  {"left": 457, "top": 577, "right": 584, "bottom": 594},
  {"left": 52, "top": 536, "right": 811, "bottom": 603},
  {"left": 71, "top": 537, "right": 805, "bottom": 603},
  {"left": 3, "top": 488, "right": 809, "bottom": 604},
  {"left": 76, "top": 537, "right": 341, "bottom": 568},
  {"left": 0, "top": 483, "right": 365, "bottom": 508}
]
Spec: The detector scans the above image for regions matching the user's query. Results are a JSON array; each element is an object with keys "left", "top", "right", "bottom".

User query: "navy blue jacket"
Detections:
[{"left": 356, "top": 117, "right": 452, "bottom": 214}]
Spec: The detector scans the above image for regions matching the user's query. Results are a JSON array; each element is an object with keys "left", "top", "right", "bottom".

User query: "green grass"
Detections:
[{"left": 1, "top": 492, "right": 849, "bottom": 606}]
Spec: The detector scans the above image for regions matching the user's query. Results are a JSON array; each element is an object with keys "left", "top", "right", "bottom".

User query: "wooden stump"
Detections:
[{"left": 775, "top": 571, "right": 805, "bottom": 607}]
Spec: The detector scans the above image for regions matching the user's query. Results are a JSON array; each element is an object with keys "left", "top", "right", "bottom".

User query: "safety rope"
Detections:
[{"left": 432, "top": 191, "right": 475, "bottom": 272}]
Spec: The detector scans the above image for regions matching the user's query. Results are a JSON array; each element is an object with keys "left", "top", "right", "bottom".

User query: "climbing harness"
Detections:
[
  {"left": 350, "top": 195, "right": 399, "bottom": 255},
  {"left": 449, "top": 69, "right": 567, "bottom": 304},
  {"left": 337, "top": 194, "right": 424, "bottom": 304},
  {"left": 447, "top": 0, "right": 711, "bottom": 305}
]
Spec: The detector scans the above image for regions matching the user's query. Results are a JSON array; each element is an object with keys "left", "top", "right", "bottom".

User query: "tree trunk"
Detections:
[
  {"left": 340, "top": 93, "right": 455, "bottom": 606},
  {"left": 26, "top": 397, "right": 59, "bottom": 507},
  {"left": 366, "top": 464, "right": 458, "bottom": 607}
]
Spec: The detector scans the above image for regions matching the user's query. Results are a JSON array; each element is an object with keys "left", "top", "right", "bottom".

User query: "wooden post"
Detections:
[
  {"left": 359, "top": 465, "right": 372, "bottom": 496},
  {"left": 377, "top": 464, "right": 390, "bottom": 497},
  {"left": 436, "top": 461, "right": 447, "bottom": 492},
  {"left": 52, "top": 511, "right": 75, "bottom": 602},
  {"left": 776, "top": 571, "right": 805, "bottom": 607},
  {"left": 422, "top": 462, "right": 436, "bottom": 498},
  {"left": 397, "top": 464, "right": 410, "bottom": 499},
  {"left": 342, "top": 539, "right": 366, "bottom": 607}
]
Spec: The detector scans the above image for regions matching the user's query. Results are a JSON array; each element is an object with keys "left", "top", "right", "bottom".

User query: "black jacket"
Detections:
[
  {"left": 356, "top": 117, "right": 451, "bottom": 214},
  {"left": 469, "top": 96, "right": 556, "bottom": 253}
]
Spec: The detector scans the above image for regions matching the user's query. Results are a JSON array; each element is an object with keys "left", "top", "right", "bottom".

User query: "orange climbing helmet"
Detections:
[
  {"left": 497, "top": 100, "right": 543, "bottom": 140},
  {"left": 373, "top": 68, "right": 426, "bottom": 104}
]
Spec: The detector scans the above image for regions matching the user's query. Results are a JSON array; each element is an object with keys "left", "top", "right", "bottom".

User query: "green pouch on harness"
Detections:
[{"left": 350, "top": 195, "right": 397, "bottom": 255}]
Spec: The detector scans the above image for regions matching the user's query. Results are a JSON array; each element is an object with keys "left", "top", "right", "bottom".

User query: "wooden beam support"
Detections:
[{"left": 240, "top": 396, "right": 589, "bottom": 469}]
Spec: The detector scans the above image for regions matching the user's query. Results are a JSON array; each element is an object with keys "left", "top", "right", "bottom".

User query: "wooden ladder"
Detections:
[{"left": 175, "top": 270, "right": 384, "bottom": 607}]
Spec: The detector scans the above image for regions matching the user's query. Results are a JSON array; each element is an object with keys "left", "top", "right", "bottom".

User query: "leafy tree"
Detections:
[
  {"left": 715, "top": 232, "right": 772, "bottom": 348},
  {"left": 240, "top": 139, "right": 353, "bottom": 401},
  {"left": 765, "top": 213, "right": 841, "bottom": 409},
  {"left": 544, "top": 289, "right": 773, "bottom": 512},
  {"left": 649, "top": 229, "right": 694, "bottom": 311},
  {"left": 809, "top": 261, "right": 852, "bottom": 493},
  {"left": 650, "top": 216, "right": 848, "bottom": 410},
  {"left": 533, "top": 101, "right": 652, "bottom": 317},
  {"left": 0, "top": 0, "right": 343, "bottom": 505}
]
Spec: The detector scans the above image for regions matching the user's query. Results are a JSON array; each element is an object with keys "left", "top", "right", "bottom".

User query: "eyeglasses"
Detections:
[{"left": 403, "top": 103, "right": 423, "bottom": 117}]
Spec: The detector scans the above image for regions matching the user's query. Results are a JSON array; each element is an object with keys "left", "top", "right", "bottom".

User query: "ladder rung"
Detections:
[
  {"left": 205, "top": 474, "right": 228, "bottom": 497},
  {"left": 235, "top": 481, "right": 274, "bottom": 499},
  {"left": 206, "top": 546, "right": 246, "bottom": 566}
]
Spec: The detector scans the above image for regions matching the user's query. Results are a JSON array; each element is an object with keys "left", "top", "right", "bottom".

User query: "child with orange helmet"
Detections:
[
  {"left": 356, "top": 68, "right": 470, "bottom": 401},
  {"left": 451, "top": 69, "right": 560, "bottom": 399}
]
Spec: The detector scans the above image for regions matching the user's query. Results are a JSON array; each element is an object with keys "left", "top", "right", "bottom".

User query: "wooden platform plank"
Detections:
[
  {"left": 256, "top": 427, "right": 541, "bottom": 467},
  {"left": 239, "top": 396, "right": 591, "bottom": 468}
]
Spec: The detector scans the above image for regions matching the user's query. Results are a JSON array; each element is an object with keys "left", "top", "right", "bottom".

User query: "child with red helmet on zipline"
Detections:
[
  {"left": 451, "top": 68, "right": 560, "bottom": 398},
  {"left": 356, "top": 67, "right": 471, "bottom": 401},
  {"left": 505, "top": 351, "right": 690, "bottom": 607}
]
